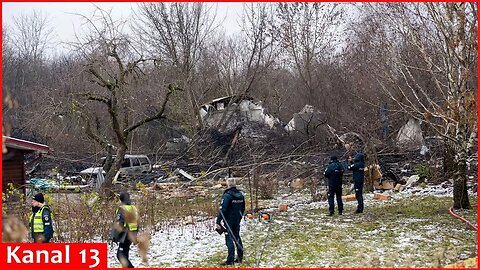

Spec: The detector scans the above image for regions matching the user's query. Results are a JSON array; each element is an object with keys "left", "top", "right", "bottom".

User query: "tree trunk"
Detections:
[
  {"left": 101, "top": 144, "right": 127, "bottom": 194},
  {"left": 451, "top": 141, "right": 471, "bottom": 209},
  {"left": 443, "top": 143, "right": 456, "bottom": 180},
  {"left": 103, "top": 144, "right": 115, "bottom": 173},
  {"left": 453, "top": 166, "right": 470, "bottom": 209}
]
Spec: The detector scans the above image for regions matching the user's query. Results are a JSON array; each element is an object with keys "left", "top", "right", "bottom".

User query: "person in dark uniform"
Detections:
[
  {"left": 324, "top": 156, "right": 345, "bottom": 216},
  {"left": 111, "top": 192, "right": 138, "bottom": 268},
  {"left": 29, "top": 192, "right": 54, "bottom": 243},
  {"left": 216, "top": 178, "right": 245, "bottom": 265},
  {"left": 348, "top": 152, "right": 365, "bottom": 213}
]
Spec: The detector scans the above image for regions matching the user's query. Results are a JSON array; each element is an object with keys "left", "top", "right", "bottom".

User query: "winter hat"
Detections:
[
  {"left": 119, "top": 192, "right": 131, "bottom": 204},
  {"left": 32, "top": 193, "right": 44, "bottom": 204},
  {"left": 330, "top": 156, "right": 338, "bottom": 161}
]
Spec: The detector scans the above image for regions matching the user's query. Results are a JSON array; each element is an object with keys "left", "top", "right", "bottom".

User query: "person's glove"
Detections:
[{"left": 215, "top": 224, "right": 226, "bottom": 235}]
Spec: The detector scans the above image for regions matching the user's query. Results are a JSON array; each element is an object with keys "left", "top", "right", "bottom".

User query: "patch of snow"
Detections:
[
  {"left": 108, "top": 218, "right": 226, "bottom": 268},
  {"left": 393, "top": 231, "right": 427, "bottom": 249},
  {"left": 107, "top": 184, "right": 476, "bottom": 267}
]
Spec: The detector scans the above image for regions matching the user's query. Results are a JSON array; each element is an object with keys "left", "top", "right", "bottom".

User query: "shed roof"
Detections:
[{"left": 3, "top": 136, "right": 50, "bottom": 153}]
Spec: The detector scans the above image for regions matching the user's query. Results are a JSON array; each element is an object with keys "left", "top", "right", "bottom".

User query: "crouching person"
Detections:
[
  {"left": 216, "top": 178, "right": 245, "bottom": 265},
  {"left": 111, "top": 192, "right": 138, "bottom": 268}
]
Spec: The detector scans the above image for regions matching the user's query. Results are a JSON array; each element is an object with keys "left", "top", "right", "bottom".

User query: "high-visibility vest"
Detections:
[
  {"left": 30, "top": 205, "right": 49, "bottom": 233},
  {"left": 116, "top": 205, "right": 138, "bottom": 231}
]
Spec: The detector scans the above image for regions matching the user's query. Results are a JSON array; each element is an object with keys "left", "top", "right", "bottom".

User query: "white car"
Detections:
[{"left": 80, "top": 154, "right": 152, "bottom": 175}]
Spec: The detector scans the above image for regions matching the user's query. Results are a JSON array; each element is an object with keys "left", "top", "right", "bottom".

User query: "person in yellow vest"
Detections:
[
  {"left": 110, "top": 191, "right": 138, "bottom": 268},
  {"left": 29, "top": 193, "right": 54, "bottom": 243}
]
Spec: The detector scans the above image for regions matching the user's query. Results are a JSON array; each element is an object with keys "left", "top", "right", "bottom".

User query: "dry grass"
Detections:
[{"left": 2, "top": 186, "right": 218, "bottom": 243}]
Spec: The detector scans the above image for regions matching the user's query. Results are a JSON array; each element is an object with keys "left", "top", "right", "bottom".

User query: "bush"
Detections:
[
  {"left": 256, "top": 174, "right": 277, "bottom": 199},
  {"left": 415, "top": 163, "right": 433, "bottom": 182},
  {"left": 3, "top": 188, "right": 218, "bottom": 243}
]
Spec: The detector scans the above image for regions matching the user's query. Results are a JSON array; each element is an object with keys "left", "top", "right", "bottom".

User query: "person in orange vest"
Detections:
[
  {"left": 110, "top": 192, "right": 138, "bottom": 268},
  {"left": 29, "top": 192, "right": 54, "bottom": 243}
]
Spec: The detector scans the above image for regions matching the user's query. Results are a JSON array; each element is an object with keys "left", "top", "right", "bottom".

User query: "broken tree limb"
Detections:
[
  {"left": 326, "top": 124, "right": 345, "bottom": 146},
  {"left": 224, "top": 128, "right": 241, "bottom": 163}
]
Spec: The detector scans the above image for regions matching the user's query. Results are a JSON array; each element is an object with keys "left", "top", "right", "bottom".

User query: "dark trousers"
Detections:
[
  {"left": 328, "top": 185, "right": 343, "bottom": 214},
  {"left": 225, "top": 223, "right": 243, "bottom": 263},
  {"left": 354, "top": 181, "right": 364, "bottom": 212},
  {"left": 117, "top": 238, "right": 134, "bottom": 268}
]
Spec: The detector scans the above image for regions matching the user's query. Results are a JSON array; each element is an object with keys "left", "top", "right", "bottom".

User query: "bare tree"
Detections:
[
  {"left": 134, "top": 3, "right": 218, "bottom": 130},
  {"left": 2, "top": 12, "right": 54, "bottom": 140},
  {"left": 10, "top": 11, "right": 53, "bottom": 61},
  {"left": 208, "top": 3, "right": 278, "bottom": 130},
  {"left": 67, "top": 8, "right": 179, "bottom": 192},
  {"left": 274, "top": 3, "right": 345, "bottom": 109},
  {"left": 356, "top": 3, "right": 477, "bottom": 208},
  {"left": 236, "top": 3, "right": 277, "bottom": 96}
]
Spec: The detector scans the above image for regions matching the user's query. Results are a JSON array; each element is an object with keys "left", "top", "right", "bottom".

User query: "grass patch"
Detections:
[{"left": 197, "top": 195, "right": 477, "bottom": 267}]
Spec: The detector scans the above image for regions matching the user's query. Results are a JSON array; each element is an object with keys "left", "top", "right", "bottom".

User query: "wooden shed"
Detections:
[{"left": 2, "top": 136, "right": 50, "bottom": 196}]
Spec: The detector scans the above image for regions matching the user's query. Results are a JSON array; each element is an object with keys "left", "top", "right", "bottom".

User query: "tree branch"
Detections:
[{"left": 123, "top": 84, "right": 181, "bottom": 135}]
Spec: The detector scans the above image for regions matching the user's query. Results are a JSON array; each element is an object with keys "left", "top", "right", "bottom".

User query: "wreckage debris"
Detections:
[
  {"left": 342, "top": 194, "right": 356, "bottom": 202},
  {"left": 373, "top": 193, "right": 391, "bottom": 201},
  {"left": 278, "top": 203, "right": 289, "bottom": 212}
]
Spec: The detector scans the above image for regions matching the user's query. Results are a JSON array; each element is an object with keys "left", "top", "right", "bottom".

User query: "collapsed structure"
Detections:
[
  {"left": 396, "top": 118, "right": 424, "bottom": 150},
  {"left": 199, "top": 95, "right": 280, "bottom": 135}
]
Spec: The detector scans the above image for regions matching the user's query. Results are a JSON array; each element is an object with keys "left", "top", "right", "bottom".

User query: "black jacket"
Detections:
[
  {"left": 348, "top": 153, "right": 365, "bottom": 183},
  {"left": 216, "top": 187, "right": 245, "bottom": 227},
  {"left": 324, "top": 160, "right": 345, "bottom": 187}
]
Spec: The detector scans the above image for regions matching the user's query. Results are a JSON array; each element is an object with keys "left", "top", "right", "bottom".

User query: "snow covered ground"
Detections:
[
  {"left": 107, "top": 184, "right": 477, "bottom": 268},
  {"left": 108, "top": 218, "right": 226, "bottom": 267}
]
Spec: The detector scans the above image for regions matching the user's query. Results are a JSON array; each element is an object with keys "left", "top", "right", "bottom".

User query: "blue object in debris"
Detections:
[{"left": 28, "top": 178, "right": 50, "bottom": 191}]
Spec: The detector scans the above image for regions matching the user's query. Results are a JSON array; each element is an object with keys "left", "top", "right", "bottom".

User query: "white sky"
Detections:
[{"left": 2, "top": 2, "right": 245, "bottom": 55}]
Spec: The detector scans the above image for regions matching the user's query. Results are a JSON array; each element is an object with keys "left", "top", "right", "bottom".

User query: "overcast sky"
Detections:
[{"left": 2, "top": 2, "right": 245, "bottom": 55}]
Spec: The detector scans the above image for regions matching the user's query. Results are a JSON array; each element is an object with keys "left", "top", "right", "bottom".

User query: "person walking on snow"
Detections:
[
  {"left": 110, "top": 192, "right": 138, "bottom": 268},
  {"left": 216, "top": 178, "right": 245, "bottom": 265}
]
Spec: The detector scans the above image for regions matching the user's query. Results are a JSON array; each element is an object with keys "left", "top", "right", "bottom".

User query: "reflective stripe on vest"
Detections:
[
  {"left": 116, "top": 205, "right": 138, "bottom": 231},
  {"left": 31, "top": 206, "right": 48, "bottom": 233}
]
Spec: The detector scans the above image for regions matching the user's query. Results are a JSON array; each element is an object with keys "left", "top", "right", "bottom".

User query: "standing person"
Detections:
[
  {"left": 348, "top": 152, "right": 365, "bottom": 213},
  {"left": 324, "top": 156, "right": 345, "bottom": 216},
  {"left": 216, "top": 178, "right": 245, "bottom": 265},
  {"left": 29, "top": 192, "right": 54, "bottom": 243},
  {"left": 111, "top": 192, "right": 138, "bottom": 268}
]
